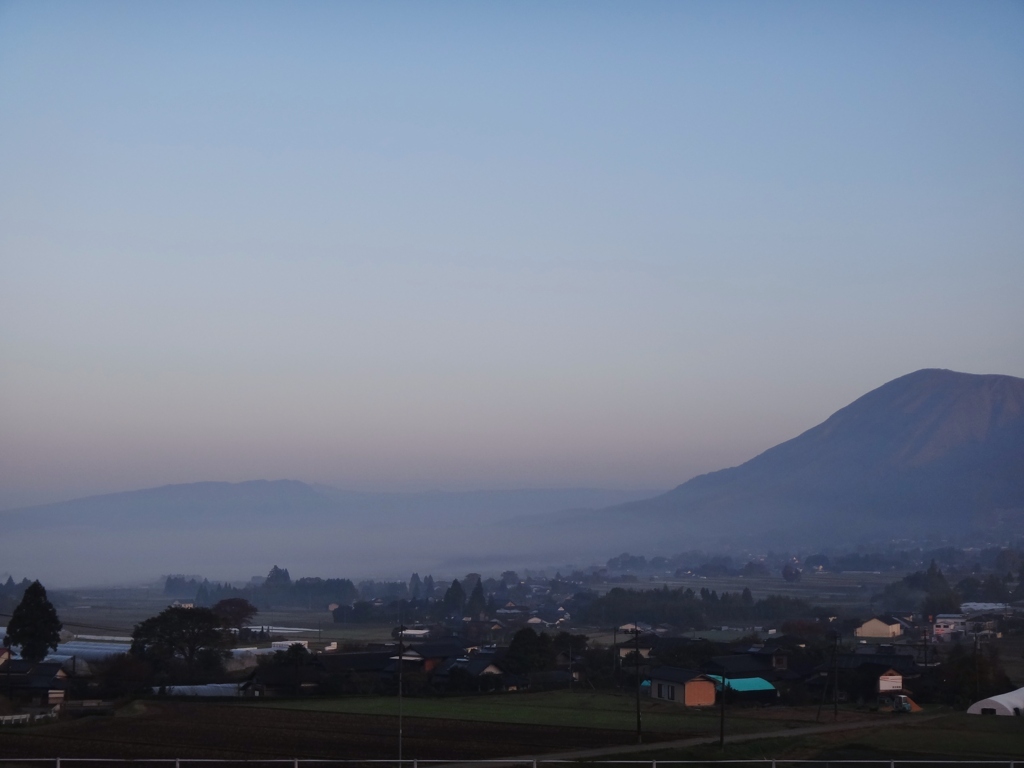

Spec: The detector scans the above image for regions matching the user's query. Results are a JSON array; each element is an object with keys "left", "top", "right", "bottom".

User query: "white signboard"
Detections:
[{"left": 879, "top": 674, "right": 902, "bottom": 692}]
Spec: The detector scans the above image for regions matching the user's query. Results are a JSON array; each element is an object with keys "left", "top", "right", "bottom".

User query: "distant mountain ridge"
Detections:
[
  {"left": 3, "top": 368, "right": 1022, "bottom": 584},
  {"left": 597, "top": 369, "right": 1024, "bottom": 543},
  {"left": 0, "top": 482, "right": 661, "bottom": 532}
]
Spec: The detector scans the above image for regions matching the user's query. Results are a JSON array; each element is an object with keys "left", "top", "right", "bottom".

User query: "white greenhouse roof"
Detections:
[{"left": 967, "top": 686, "right": 1024, "bottom": 716}]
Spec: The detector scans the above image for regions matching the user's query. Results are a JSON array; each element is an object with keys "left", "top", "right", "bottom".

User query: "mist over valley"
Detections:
[{"left": 4, "top": 369, "right": 1022, "bottom": 587}]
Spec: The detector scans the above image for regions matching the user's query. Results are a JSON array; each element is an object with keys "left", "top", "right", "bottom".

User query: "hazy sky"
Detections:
[{"left": 1, "top": 1, "right": 1022, "bottom": 509}]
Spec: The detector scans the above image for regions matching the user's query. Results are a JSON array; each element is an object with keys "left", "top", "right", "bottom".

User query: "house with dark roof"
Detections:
[
  {"left": 704, "top": 653, "right": 775, "bottom": 681},
  {"left": 0, "top": 659, "right": 69, "bottom": 709},
  {"left": 432, "top": 655, "right": 505, "bottom": 691},
  {"left": 407, "top": 640, "right": 469, "bottom": 673},
  {"left": 818, "top": 646, "right": 921, "bottom": 704}
]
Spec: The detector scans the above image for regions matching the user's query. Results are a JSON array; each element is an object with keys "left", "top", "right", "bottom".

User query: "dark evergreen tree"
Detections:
[
  {"left": 466, "top": 579, "right": 487, "bottom": 617},
  {"left": 195, "top": 580, "right": 211, "bottom": 607},
  {"left": 504, "top": 628, "right": 554, "bottom": 673},
  {"left": 3, "top": 581, "right": 62, "bottom": 663},
  {"left": 423, "top": 575, "right": 436, "bottom": 600},
  {"left": 443, "top": 579, "right": 466, "bottom": 616},
  {"left": 265, "top": 565, "right": 292, "bottom": 586},
  {"left": 409, "top": 573, "right": 422, "bottom": 601}
]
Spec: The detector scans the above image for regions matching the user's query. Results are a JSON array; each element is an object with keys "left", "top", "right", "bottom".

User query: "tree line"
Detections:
[{"left": 573, "top": 585, "right": 817, "bottom": 628}]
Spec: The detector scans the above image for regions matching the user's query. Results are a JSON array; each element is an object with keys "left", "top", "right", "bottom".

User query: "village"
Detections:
[{"left": 4, "top": 551, "right": 1024, "bottom": 738}]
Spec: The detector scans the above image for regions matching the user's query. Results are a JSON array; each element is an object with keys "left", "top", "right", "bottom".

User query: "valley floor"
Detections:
[{"left": 2, "top": 692, "right": 1021, "bottom": 762}]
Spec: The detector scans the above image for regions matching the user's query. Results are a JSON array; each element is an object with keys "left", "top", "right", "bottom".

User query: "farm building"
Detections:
[
  {"left": 967, "top": 687, "right": 1024, "bottom": 716},
  {"left": 0, "top": 659, "right": 68, "bottom": 708},
  {"left": 649, "top": 666, "right": 716, "bottom": 707},
  {"left": 706, "top": 674, "right": 778, "bottom": 704},
  {"left": 854, "top": 617, "right": 903, "bottom": 638}
]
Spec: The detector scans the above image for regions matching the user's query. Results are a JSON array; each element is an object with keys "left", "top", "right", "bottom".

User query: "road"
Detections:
[{"left": 435, "top": 712, "right": 947, "bottom": 767}]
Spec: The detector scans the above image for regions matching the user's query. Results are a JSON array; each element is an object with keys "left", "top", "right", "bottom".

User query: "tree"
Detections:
[
  {"left": 504, "top": 628, "right": 554, "bottom": 674},
  {"left": 3, "top": 581, "right": 62, "bottom": 663},
  {"left": 423, "top": 575, "right": 436, "bottom": 600},
  {"left": 131, "top": 606, "right": 226, "bottom": 668},
  {"left": 211, "top": 598, "right": 258, "bottom": 630},
  {"left": 265, "top": 565, "right": 292, "bottom": 587},
  {"left": 409, "top": 573, "right": 422, "bottom": 601},
  {"left": 443, "top": 579, "right": 466, "bottom": 616},
  {"left": 466, "top": 579, "right": 487, "bottom": 617}
]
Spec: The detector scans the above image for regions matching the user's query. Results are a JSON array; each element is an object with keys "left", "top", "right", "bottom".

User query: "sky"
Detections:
[{"left": 1, "top": 0, "right": 1023, "bottom": 510}]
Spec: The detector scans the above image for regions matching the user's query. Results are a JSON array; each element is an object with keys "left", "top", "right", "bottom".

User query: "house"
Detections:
[
  {"left": 243, "top": 663, "right": 324, "bottom": 697},
  {"left": 0, "top": 659, "right": 69, "bottom": 709},
  {"left": 933, "top": 614, "right": 966, "bottom": 640},
  {"left": 432, "top": 655, "right": 505, "bottom": 692},
  {"left": 825, "top": 647, "right": 919, "bottom": 703},
  {"left": 705, "top": 654, "right": 774, "bottom": 681},
  {"left": 748, "top": 645, "right": 792, "bottom": 672},
  {"left": 307, "top": 651, "right": 396, "bottom": 695},
  {"left": 616, "top": 633, "right": 658, "bottom": 660},
  {"left": 854, "top": 617, "right": 903, "bottom": 639},
  {"left": 649, "top": 666, "right": 716, "bottom": 707},
  {"left": 461, "top": 619, "right": 506, "bottom": 644},
  {"left": 407, "top": 640, "right": 468, "bottom": 673},
  {"left": 965, "top": 613, "right": 1001, "bottom": 639}
]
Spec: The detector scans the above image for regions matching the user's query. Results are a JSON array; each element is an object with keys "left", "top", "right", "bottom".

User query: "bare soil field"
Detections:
[{"left": 0, "top": 701, "right": 651, "bottom": 761}]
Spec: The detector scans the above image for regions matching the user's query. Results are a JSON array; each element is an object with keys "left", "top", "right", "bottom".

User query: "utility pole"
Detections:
[
  {"left": 634, "top": 622, "right": 642, "bottom": 744},
  {"left": 719, "top": 674, "right": 726, "bottom": 748},
  {"left": 832, "top": 630, "right": 840, "bottom": 721},
  {"left": 612, "top": 626, "right": 618, "bottom": 687},
  {"left": 398, "top": 604, "right": 405, "bottom": 768},
  {"left": 974, "top": 633, "right": 980, "bottom": 703}
]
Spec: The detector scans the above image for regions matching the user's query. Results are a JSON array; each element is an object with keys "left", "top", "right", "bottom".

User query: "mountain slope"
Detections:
[{"left": 607, "top": 369, "right": 1024, "bottom": 542}]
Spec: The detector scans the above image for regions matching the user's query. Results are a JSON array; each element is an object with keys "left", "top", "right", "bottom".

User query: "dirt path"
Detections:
[{"left": 437, "top": 713, "right": 948, "bottom": 766}]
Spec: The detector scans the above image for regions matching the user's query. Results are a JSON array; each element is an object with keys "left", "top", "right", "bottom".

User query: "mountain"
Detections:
[
  {"left": 588, "top": 369, "right": 1024, "bottom": 546},
  {"left": 4, "top": 368, "right": 1021, "bottom": 585}
]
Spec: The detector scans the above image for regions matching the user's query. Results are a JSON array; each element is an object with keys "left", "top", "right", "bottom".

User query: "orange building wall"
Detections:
[{"left": 684, "top": 679, "right": 716, "bottom": 707}]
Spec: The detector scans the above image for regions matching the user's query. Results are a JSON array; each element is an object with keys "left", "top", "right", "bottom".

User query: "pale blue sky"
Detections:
[{"left": 1, "top": 1, "right": 1022, "bottom": 508}]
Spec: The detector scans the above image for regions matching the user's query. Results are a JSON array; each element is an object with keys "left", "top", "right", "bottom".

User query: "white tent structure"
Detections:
[{"left": 967, "top": 686, "right": 1024, "bottom": 716}]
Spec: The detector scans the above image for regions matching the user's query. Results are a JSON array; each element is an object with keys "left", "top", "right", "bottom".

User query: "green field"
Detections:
[
  {"left": 245, "top": 692, "right": 1024, "bottom": 760},
  {"left": 623, "top": 712, "right": 1024, "bottom": 761},
  {"left": 246, "top": 689, "right": 868, "bottom": 738}
]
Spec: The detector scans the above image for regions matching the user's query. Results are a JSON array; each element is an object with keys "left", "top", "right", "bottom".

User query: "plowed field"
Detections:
[{"left": 0, "top": 701, "right": 656, "bottom": 761}]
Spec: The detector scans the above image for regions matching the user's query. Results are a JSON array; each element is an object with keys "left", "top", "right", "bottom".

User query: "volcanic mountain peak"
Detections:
[
  {"left": 614, "top": 368, "right": 1024, "bottom": 543},
  {"left": 798, "top": 368, "right": 1024, "bottom": 469}
]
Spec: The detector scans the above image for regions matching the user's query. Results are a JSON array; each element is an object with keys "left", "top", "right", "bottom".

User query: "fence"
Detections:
[{"left": 0, "top": 760, "right": 1019, "bottom": 768}]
